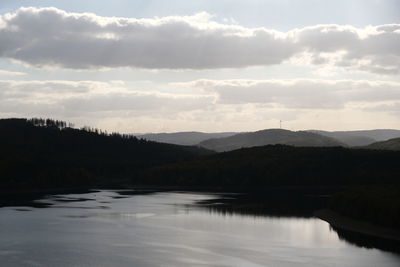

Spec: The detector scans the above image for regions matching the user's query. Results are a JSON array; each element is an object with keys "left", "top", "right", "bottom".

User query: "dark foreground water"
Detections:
[{"left": 0, "top": 190, "right": 399, "bottom": 267}]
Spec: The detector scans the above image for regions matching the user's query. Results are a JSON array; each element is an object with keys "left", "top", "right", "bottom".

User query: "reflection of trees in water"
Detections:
[
  {"left": 194, "top": 189, "right": 329, "bottom": 218},
  {"left": 332, "top": 225, "right": 400, "bottom": 254},
  {"left": 194, "top": 190, "right": 400, "bottom": 254},
  {"left": 0, "top": 188, "right": 94, "bottom": 208}
]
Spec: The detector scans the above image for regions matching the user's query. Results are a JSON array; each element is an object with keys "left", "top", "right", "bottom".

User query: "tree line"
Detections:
[{"left": 0, "top": 118, "right": 211, "bottom": 189}]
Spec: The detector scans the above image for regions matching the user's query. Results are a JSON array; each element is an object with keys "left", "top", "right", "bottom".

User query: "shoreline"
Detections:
[
  {"left": 0, "top": 185, "right": 340, "bottom": 208},
  {"left": 314, "top": 209, "right": 400, "bottom": 242}
]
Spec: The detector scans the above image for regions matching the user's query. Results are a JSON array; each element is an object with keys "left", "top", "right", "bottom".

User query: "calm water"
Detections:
[{"left": 0, "top": 190, "right": 399, "bottom": 267}]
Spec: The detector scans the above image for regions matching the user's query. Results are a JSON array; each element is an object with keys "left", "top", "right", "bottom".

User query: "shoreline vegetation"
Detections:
[
  {"left": 315, "top": 209, "right": 400, "bottom": 253},
  {"left": 314, "top": 209, "right": 400, "bottom": 242},
  {"left": 329, "top": 187, "right": 400, "bottom": 230}
]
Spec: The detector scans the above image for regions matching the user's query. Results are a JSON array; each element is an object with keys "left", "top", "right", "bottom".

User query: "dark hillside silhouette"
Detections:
[
  {"left": 0, "top": 118, "right": 211, "bottom": 189},
  {"left": 330, "top": 186, "right": 400, "bottom": 229},
  {"left": 143, "top": 145, "right": 400, "bottom": 187}
]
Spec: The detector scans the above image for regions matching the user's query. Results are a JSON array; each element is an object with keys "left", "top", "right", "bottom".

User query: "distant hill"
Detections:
[
  {"left": 310, "top": 129, "right": 400, "bottom": 146},
  {"left": 198, "top": 129, "right": 344, "bottom": 152},
  {"left": 135, "top": 131, "right": 236, "bottom": 146},
  {"left": 0, "top": 118, "right": 211, "bottom": 189},
  {"left": 364, "top": 138, "right": 400, "bottom": 151},
  {"left": 136, "top": 129, "right": 400, "bottom": 148}
]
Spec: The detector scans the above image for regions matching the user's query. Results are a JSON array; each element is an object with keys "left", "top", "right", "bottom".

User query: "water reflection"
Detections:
[
  {"left": 192, "top": 189, "right": 329, "bottom": 218},
  {"left": 0, "top": 190, "right": 399, "bottom": 267},
  {"left": 333, "top": 226, "right": 400, "bottom": 253},
  {"left": 0, "top": 188, "right": 95, "bottom": 208},
  {"left": 191, "top": 190, "right": 400, "bottom": 254}
]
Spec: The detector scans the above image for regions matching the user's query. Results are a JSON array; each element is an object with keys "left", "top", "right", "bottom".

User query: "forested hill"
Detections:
[
  {"left": 143, "top": 145, "right": 400, "bottom": 187},
  {"left": 309, "top": 129, "right": 400, "bottom": 146},
  {"left": 199, "top": 129, "right": 344, "bottom": 152},
  {"left": 364, "top": 138, "right": 400, "bottom": 151},
  {"left": 0, "top": 118, "right": 211, "bottom": 189},
  {"left": 3, "top": 118, "right": 399, "bottom": 191}
]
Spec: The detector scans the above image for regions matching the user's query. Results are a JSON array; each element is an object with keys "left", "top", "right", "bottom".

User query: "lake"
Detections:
[{"left": 0, "top": 190, "right": 399, "bottom": 266}]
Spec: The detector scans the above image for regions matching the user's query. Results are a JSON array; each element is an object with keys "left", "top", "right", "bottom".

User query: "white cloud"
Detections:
[
  {"left": 59, "top": 92, "right": 213, "bottom": 114},
  {"left": 294, "top": 24, "right": 400, "bottom": 74},
  {"left": 1, "top": 78, "right": 398, "bottom": 121},
  {"left": 364, "top": 101, "right": 400, "bottom": 116},
  {"left": 0, "top": 80, "right": 114, "bottom": 102},
  {"left": 0, "top": 7, "right": 398, "bottom": 74},
  {"left": 0, "top": 7, "right": 295, "bottom": 69},
  {"left": 1, "top": 77, "right": 399, "bottom": 132},
  {"left": 0, "top": 69, "right": 25, "bottom": 76},
  {"left": 176, "top": 79, "right": 400, "bottom": 109},
  {"left": 0, "top": 79, "right": 215, "bottom": 118}
]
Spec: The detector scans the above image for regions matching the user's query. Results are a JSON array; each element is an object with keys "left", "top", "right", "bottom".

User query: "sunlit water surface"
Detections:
[{"left": 0, "top": 190, "right": 399, "bottom": 267}]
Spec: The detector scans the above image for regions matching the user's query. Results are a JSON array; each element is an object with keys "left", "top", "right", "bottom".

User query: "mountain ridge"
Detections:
[
  {"left": 134, "top": 131, "right": 237, "bottom": 146},
  {"left": 309, "top": 129, "right": 400, "bottom": 146},
  {"left": 364, "top": 137, "right": 400, "bottom": 151},
  {"left": 198, "top": 129, "right": 345, "bottom": 152},
  {"left": 134, "top": 129, "right": 400, "bottom": 147}
]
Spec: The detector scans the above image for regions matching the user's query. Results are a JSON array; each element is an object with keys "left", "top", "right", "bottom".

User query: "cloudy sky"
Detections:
[{"left": 0, "top": 0, "right": 399, "bottom": 133}]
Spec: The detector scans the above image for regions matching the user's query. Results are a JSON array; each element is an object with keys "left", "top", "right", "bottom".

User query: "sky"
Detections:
[{"left": 0, "top": 0, "right": 399, "bottom": 133}]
